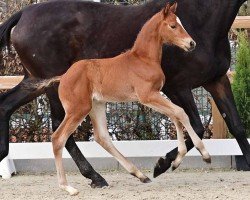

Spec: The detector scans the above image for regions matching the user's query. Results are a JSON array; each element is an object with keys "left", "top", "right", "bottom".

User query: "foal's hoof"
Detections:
[
  {"left": 171, "top": 163, "right": 180, "bottom": 171},
  {"left": 68, "top": 187, "right": 79, "bottom": 196},
  {"left": 203, "top": 156, "right": 212, "bottom": 164},
  {"left": 171, "top": 165, "right": 177, "bottom": 171},
  {"left": 196, "top": 148, "right": 212, "bottom": 164},
  {"left": 153, "top": 157, "right": 171, "bottom": 178},
  {"left": 59, "top": 185, "right": 79, "bottom": 196},
  {"left": 140, "top": 176, "right": 152, "bottom": 183}
]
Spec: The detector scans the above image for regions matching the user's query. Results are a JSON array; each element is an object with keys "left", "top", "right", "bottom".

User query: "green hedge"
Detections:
[{"left": 232, "top": 32, "right": 250, "bottom": 137}]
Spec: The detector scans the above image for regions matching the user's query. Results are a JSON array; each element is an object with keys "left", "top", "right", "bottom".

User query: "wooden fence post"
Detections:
[
  {"left": 211, "top": 71, "right": 236, "bottom": 139},
  {"left": 211, "top": 99, "right": 228, "bottom": 139}
]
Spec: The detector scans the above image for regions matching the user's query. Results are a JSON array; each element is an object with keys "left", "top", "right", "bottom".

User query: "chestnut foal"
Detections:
[{"left": 51, "top": 3, "right": 211, "bottom": 195}]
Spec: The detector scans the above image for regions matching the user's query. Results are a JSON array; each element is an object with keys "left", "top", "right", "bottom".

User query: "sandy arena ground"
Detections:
[{"left": 0, "top": 169, "right": 249, "bottom": 200}]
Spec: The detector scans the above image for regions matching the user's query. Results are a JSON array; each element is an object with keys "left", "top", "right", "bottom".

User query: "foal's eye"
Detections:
[{"left": 170, "top": 25, "right": 176, "bottom": 29}]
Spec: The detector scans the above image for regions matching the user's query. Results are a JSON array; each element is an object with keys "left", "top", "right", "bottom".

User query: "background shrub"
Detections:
[{"left": 232, "top": 32, "right": 250, "bottom": 137}]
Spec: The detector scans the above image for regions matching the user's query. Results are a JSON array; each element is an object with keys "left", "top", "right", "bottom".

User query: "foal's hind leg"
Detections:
[
  {"left": 139, "top": 92, "right": 211, "bottom": 163},
  {"left": 52, "top": 106, "right": 90, "bottom": 195},
  {"left": 89, "top": 101, "right": 151, "bottom": 183},
  {"left": 46, "top": 87, "right": 108, "bottom": 188}
]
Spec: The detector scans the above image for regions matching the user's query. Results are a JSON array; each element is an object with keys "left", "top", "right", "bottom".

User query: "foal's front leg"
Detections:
[
  {"left": 139, "top": 92, "right": 211, "bottom": 164},
  {"left": 171, "top": 120, "right": 187, "bottom": 170},
  {"left": 89, "top": 101, "right": 151, "bottom": 183}
]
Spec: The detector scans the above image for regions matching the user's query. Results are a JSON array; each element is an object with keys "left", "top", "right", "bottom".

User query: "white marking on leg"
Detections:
[
  {"left": 180, "top": 115, "right": 211, "bottom": 161},
  {"left": 52, "top": 115, "right": 85, "bottom": 196},
  {"left": 172, "top": 120, "right": 187, "bottom": 168},
  {"left": 59, "top": 185, "right": 79, "bottom": 196}
]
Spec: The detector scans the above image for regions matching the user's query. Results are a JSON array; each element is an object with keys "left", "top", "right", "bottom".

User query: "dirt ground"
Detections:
[{"left": 0, "top": 169, "right": 249, "bottom": 200}]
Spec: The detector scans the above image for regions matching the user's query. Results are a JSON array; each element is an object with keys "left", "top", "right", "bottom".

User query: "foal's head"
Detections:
[{"left": 159, "top": 3, "right": 196, "bottom": 52}]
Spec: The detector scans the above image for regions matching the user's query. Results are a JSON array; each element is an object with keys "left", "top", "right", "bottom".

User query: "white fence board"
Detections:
[{"left": 9, "top": 139, "right": 249, "bottom": 159}]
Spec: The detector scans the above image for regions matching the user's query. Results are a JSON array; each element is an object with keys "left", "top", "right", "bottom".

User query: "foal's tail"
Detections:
[
  {"left": 37, "top": 76, "right": 62, "bottom": 90},
  {"left": 0, "top": 11, "right": 23, "bottom": 50}
]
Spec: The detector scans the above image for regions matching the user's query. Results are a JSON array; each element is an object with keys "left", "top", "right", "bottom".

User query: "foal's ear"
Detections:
[
  {"left": 162, "top": 3, "right": 171, "bottom": 18},
  {"left": 170, "top": 2, "right": 177, "bottom": 13}
]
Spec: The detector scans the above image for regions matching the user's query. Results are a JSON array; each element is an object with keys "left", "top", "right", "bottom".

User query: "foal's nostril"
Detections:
[{"left": 190, "top": 41, "right": 196, "bottom": 48}]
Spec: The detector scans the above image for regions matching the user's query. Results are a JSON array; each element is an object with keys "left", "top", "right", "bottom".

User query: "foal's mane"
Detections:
[
  {"left": 130, "top": 10, "right": 164, "bottom": 62},
  {"left": 132, "top": 11, "right": 162, "bottom": 51}
]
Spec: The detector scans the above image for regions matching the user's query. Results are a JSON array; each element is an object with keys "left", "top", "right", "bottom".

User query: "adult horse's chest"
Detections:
[{"left": 162, "top": 38, "right": 230, "bottom": 90}]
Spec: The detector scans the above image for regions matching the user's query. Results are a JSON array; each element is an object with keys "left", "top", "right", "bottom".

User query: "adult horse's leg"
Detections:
[
  {"left": 46, "top": 87, "right": 108, "bottom": 188},
  {"left": 204, "top": 75, "right": 250, "bottom": 166},
  {"left": 153, "top": 89, "right": 205, "bottom": 177},
  {"left": 0, "top": 77, "right": 45, "bottom": 161}
]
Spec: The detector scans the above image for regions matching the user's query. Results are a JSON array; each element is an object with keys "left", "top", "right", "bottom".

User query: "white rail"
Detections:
[
  {"left": 8, "top": 139, "right": 249, "bottom": 159},
  {"left": 1, "top": 139, "right": 249, "bottom": 178}
]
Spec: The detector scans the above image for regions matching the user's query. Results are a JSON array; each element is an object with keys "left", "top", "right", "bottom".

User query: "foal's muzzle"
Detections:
[{"left": 187, "top": 40, "right": 196, "bottom": 52}]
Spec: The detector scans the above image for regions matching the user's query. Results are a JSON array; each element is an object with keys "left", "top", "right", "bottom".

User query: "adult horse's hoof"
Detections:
[
  {"left": 140, "top": 176, "right": 152, "bottom": 183},
  {"left": 246, "top": 155, "right": 250, "bottom": 167},
  {"left": 90, "top": 180, "right": 109, "bottom": 188},
  {"left": 153, "top": 157, "right": 171, "bottom": 178},
  {"left": 90, "top": 176, "right": 109, "bottom": 188}
]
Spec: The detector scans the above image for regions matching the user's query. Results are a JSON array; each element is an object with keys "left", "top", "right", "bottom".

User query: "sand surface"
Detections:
[{"left": 0, "top": 170, "right": 249, "bottom": 200}]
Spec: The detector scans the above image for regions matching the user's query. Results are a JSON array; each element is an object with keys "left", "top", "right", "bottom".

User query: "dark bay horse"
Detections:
[{"left": 0, "top": 0, "right": 249, "bottom": 187}]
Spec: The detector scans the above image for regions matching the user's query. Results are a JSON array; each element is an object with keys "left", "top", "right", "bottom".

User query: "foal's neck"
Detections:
[{"left": 131, "top": 13, "right": 163, "bottom": 63}]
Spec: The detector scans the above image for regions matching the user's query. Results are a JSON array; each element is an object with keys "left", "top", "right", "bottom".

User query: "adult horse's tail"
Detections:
[{"left": 0, "top": 11, "right": 22, "bottom": 50}]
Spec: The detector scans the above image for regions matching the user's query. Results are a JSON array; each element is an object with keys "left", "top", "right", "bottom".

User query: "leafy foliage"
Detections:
[{"left": 232, "top": 32, "right": 250, "bottom": 137}]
